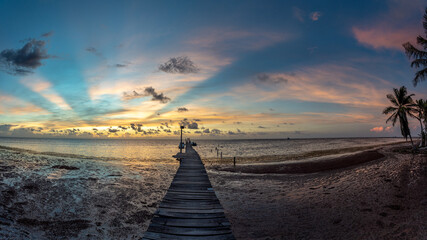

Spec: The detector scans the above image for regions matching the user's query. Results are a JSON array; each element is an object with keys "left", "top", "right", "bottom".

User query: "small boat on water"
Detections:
[{"left": 191, "top": 142, "right": 197, "bottom": 146}]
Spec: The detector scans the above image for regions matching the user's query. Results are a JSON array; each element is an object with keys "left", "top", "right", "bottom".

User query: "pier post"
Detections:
[{"left": 233, "top": 157, "right": 236, "bottom": 167}]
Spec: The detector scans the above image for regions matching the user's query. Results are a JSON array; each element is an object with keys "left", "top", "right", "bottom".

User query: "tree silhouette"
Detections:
[
  {"left": 383, "top": 86, "right": 415, "bottom": 147},
  {"left": 402, "top": 8, "right": 427, "bottom": 86}
]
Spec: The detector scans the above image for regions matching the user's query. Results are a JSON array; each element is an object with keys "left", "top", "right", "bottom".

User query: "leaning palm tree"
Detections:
[
  {"left": 402, "top": 8, "right": 427, "bottom": 86},
  {"left": 383, "top": 86, "right": 415, "bottom": 147},
  {"left": 410, "top": 99, "right": 426, "bottom": 147}
]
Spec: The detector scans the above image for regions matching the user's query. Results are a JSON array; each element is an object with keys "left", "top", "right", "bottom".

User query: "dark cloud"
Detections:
[
  {"left": 159, "top": 56, "right": 199, "bottom": 74},
  {"left": 123, "top": 87, "right": 171, "bottom": 103},
  {"left": 41, "top": 31, "right": 54, "bottom": 37},
  {"left": 130, "top": 123, "right": 143, "bottom": 132},
  {"left": 194, "top": 131, "right": 202, "bottom": 134},
  {"left": 203, "top": 128, "right": 210, "bottom": 133},
  {"left": 93, "top": 128, "right": 98, "bottom": 131},
  {"left": 0, "top": 39, "right": 53, "bottom": 75},
  {"left": 256, "top": 73, "right": 288, "bottom": 85},
  {"left": 211, "top": 129, "right": 221, "bottom": 134},
  {"left": 86, "top": 47, "right": 103, "bottom": 58},
  {"left": 108, "top": 128, "right": 119, "bottom": 133},
  {"left": 228, "top": 131, "right": 236, "bottom": 135},
  {"left": 187, "top": 122, "right": 198, "bottom": 129},
  {"left": 258, "top": 126, "right": 266, "bottom": 128},
  {"left": 234, "top": 122, "right": 242, "bottom": 125},
  {"left": 177, "top": 107, "right": 189, "bottom": 112},
  {"left": 115, "top": 63, "right": 127, "bottom": 68},
  {"left": 0, "top": 124, "right": 15, "bottom": 132},
  {"left": 179, "top": 118, "right": 198, "bottom": 129}
]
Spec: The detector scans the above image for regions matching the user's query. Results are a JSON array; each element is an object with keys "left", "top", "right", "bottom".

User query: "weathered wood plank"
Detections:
[{"left": 143, "top": 144, "right": 234, "bottom": 239}]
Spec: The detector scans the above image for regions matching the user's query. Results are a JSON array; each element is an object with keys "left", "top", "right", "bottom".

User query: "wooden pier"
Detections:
[{"left": 143, "top": 143, "right": 235, "bottom": 239}]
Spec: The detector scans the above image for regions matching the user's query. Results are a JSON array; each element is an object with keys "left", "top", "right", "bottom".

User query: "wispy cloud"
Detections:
[
  {"left": 293, "top": 7, "right": 305, "bottom": 22},
  {"left": 234, "top": 64, "right": 391, "bottom": 108},
  {"left": 41, "top": 31, "right": 54, "bottom": 37},
  {"left": 20, "top": 77, "right": 72, "bottom": 110},
  {"left": 352, "top": 0, "right": 424, "bottom": 50},
  {"left": 86, "top": 47, "right": 104, "bottom": 58}
]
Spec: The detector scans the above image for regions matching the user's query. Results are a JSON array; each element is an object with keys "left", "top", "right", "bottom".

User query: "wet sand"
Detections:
[
  {"left": 208, "top": 144, "right": 427, "bottom": 239},
  {"left": 1, "top": 143, "right": 426, "bottom": 239},
  {"left": 0, "top": 147, "right": 178, "bottom": 239}
]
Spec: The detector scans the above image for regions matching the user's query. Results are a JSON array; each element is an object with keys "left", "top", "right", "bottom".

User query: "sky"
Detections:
[{"left": 0, "top": 0, "right": 427, "bottom": 139}]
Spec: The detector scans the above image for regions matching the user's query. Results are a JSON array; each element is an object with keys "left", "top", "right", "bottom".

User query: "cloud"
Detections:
[
  {"left": 310, "top": 11, "right": 322, "bottom": 21},
  {"left": 86, "top": 47, "right": 103, "bottom": 58},
  {"left": 211, "top": 129, "right": 221, "bottom": 134},
  {"left": 177, "top": 107, "right": 189, "bottom": 112},
  {"left": 370, "top": 126, "right": 384, "bottom": 132},
  {"left": 179, "top": 118, "right": 198, "bottom": 129},
  {"left": 293, "top": 7, "right": 305, "bottom": 22},
  {"left": 159, "top": 56, "right": 199, "bottom": 74},
  {"left": 115, "top": 63, "right": 127, "bottom": 68},
  {"left": 256, "top": 73, "right": 288, "bottom": 85},
  {"left": 234, "top": 65, "right": 391, "bottom": 108},
  {"left": 203, "top": 128, "right": 210, "bottom": 133},
  {"left": 144, "top": 87, "right": 171, "bottom": 103},
  {"left": 0, "top": 39, "right": 53, "bottom": 75},
  {"left": 0, "top": 124, "right": 15, "bottom": 132},
  {"left": 188, "top": 28, "right": 288, "bottom": 53},
  {"left": 352, "top": 1, "right": 424, "bottom": 50},
  {"left": 187, "top": 122, "right": 198, "bottom": 129},
  {"left": 41, "top": 31, "right": 54, "bottom": 37},
  {"left": 123, "top": 87, "right": 171, "bottom": 103},
  {"left": 370, "top": 126, "right": 393, "bottom": 132}
]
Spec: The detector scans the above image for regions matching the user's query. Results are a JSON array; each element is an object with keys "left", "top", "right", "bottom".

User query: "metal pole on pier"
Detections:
[{"left": 180, "top": 125, "right": 184, "bottom": 153}]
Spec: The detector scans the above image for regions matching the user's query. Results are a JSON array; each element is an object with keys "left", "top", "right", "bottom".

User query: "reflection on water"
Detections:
[{"left": 0, "top": 137, "right": 404, "bottom": 162}]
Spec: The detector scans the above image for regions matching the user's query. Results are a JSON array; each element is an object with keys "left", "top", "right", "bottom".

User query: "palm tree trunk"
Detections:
[
  {"left": 420, "top": 119, "right": 425, "bottom": 147},
  {"left": 408, "top": 133, "right": 414, "bottom": 148}
]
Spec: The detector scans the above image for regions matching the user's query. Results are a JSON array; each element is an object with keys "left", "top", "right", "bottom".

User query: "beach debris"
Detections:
[{"left": 51, "top": 165, "right": 79, "bottom": 170}]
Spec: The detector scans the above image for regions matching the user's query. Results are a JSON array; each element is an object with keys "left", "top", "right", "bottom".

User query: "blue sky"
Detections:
[{"left": 0, "top": 0, "right": 426, "bottom": 138}]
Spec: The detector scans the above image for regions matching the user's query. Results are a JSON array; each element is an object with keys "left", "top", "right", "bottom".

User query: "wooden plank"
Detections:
[
  {"left": 143, "top": 144, "right": 234, "bottom": 239},
  {"left": 147, "top": 223, "right": 232, "bottom": 236},
  {"left": 143, "top": 231, "right": 235, "bottom": 240},
  {"left": 151, "top": 217, "right": 231, "bottom": 228}
]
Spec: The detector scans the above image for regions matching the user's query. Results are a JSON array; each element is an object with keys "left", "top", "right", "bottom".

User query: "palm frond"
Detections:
[
  {"left": 403, "top": 42, "right": 427, "bottom": 59},
  {"left": 386, "top": 112, "right": 398, "bottom": 126},
  {"left": 417, "top": 36, "right": 427, "bottom": 50},
  {"left": 383, "top": 106, "right": 397, "bottom": 114},
  {"left": 411, "top": 58, "right": 427, "bottom": 68},
  {"left": 424, "top": 8, "right": 427, "bottom": 37},
  {"left": 413, "top": 67, "right": 427, "bottom": 86},
  {"left": 386, "top": 94, "right": 398, "bottom": 106}
]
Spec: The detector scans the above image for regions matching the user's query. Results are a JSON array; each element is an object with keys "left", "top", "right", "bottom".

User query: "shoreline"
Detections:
[
  {"left": 214, "top": 150, "right": 386, "bottom": 174},
  {"left": 1, "top": 142, "right": 425, "bottom": 239}
]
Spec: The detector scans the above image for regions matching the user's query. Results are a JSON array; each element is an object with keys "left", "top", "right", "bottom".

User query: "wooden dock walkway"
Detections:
[{"left": 143, "top": 143, "right": 235, "bottom": 239}]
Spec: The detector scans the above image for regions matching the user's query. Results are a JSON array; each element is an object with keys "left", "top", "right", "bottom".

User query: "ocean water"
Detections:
[{"left": 0, "top": 137, "right": 404, "bottom": 162}]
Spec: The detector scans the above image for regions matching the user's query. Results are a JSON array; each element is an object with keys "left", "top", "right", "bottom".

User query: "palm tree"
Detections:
[
  {"left": 383, "top": 86, "right": 415, "bottom": 147},
  {"left": 402, "top": 8, "right": 427, "bottom": 86},
  {"left": 411, "top": 99, "right": 426, "bottom": 147}
]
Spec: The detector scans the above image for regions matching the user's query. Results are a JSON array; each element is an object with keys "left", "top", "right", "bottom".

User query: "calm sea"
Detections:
[{"left": 0, "top": 137, "right": 404, "bottom": 162}]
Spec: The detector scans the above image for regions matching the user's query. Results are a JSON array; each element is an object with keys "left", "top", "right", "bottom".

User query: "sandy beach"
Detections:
[
  {"left": 208, "top": 144, "right": 427, "bottom": 239},
  {"left": 1, "top": 143, "right": 426, "bottom": 239},
  {"left": 0, "top": 146, "right": 178, "bottom": 239}
]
